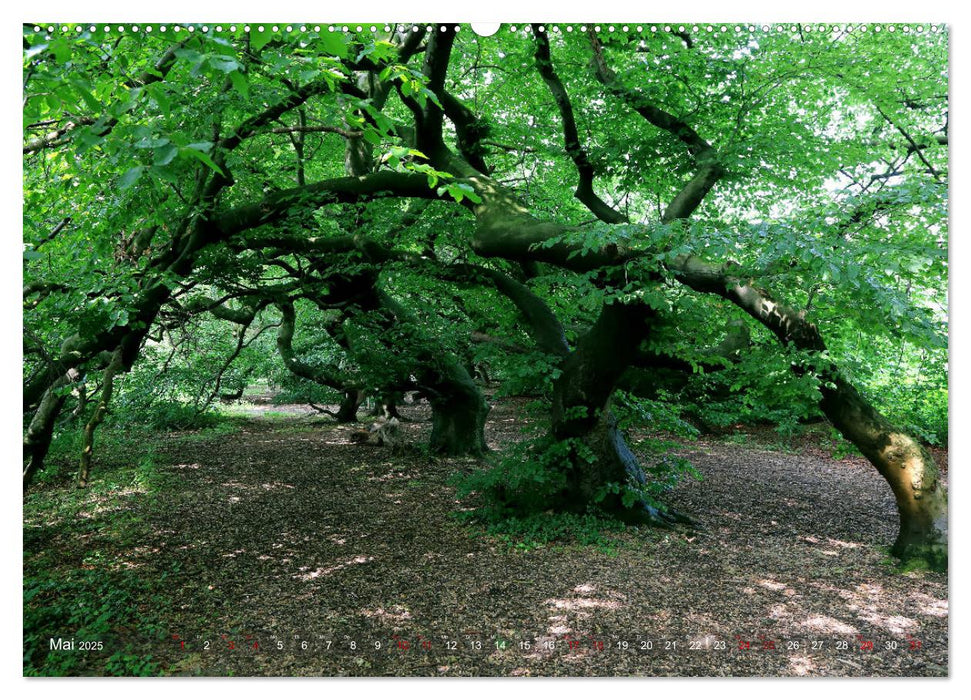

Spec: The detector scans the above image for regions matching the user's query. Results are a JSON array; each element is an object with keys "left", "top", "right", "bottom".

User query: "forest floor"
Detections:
[{"left": 23, "top": 397, "right": 949, "bottom": 677}]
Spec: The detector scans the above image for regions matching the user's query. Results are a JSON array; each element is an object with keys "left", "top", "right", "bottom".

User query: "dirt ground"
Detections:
[{"left": 23, "top": 398, "right": 948, "bottom": 677}]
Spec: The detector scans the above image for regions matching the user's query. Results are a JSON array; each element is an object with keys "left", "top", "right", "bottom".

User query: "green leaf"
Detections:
[
  {"left": 209, "top": 56, "right": 241, "bottom": 73},
  {"left": 153, "top": 143, "right": 179, "bottom": 166},
  {"left": 228, "top": 70, "right": 249, "bottom": 99},
  {"left": 180, "top": 146, "right": 225, "bottom": 176},
  {"left": 75, "top": 85, "right": 101, "bottom": 112},
  {"left": 146, "top": 84, "right": 171, "bottom": 114},
  {"left": 119, "top": 166, "right": 144, "bottom": 189},
  {"left": 320, "top": 31, "right": 349, "bottom": 59},
  {"left": 250, "top": 29, "right": 272, "bottom": 52}
]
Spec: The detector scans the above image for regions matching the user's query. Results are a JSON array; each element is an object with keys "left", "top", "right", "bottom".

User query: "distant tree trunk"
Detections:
[
  {"left": 370, "top": 392, "right": 404, "bottom": 419},
  {"left": 78, "top": 348, "right": 124, "bottom": 487},
  {"left": 219, "top": 386, "right": 245, "bottom": 403},
  {"left": 426, "top": 365, "right": 490, "bottom": 456},
  {"left": 336, "top": 389, "right": 364, "bottom": 423},
  {"left": 373, "top": 291, "right": 490, "bottom": 457}
]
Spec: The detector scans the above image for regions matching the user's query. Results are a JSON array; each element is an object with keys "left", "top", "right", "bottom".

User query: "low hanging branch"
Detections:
[{"left": 669, "top": 253, "right": 947, "bottom": 565}]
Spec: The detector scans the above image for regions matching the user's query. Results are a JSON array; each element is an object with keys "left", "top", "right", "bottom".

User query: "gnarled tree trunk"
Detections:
[
  {"left": 23, "top": 367, "right": 79, "bottom": 490},
  {"left": 427, "top": 372, "right": 490, "bottom": 456},
  {"left": 549, "top": 301, "right": 691, "bottom": 525},
  {"left": 821, "top": 377, "right": 947, "bottom": 567},
  {"left": 674, "top": 256, "right": 948, "bottom": 568},
  {"left": 336, "top": 389, "right": 365, "bottom": 423}
]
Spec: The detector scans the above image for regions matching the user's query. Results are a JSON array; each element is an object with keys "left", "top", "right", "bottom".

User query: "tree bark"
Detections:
[
  {"left": 336, "top": 389, "right": 364, "bottom": 423},
  {"left": 77, "top": 348, "right": 124, "bottom": 487},
  {"left": 23, "top": 368, "right": 79, "bottom": 490},
  {"left": 673, "top": 255, "right": 948, "bottom": 568},
  {"left": 549, "top": 301, "right": 690, "bottom": 525},
  {"left": 374, "top": 292, "right": 490, "bottom": 456},
  {"left": 425, "top": 363, "right": 490, "bottom": 456},
  {"left": 821, "top": 377, "right": 947, "bottom": 567}
]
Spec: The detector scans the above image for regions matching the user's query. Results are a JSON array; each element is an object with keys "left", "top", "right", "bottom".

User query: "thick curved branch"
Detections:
[
  {"left": 214, "top": 171, "right": 455, "bottom": 238},
  {"left": 670, "top": 252, "right": 946, "bottom": 560},
  {"left": 588, "top": 32, "right": 724, "bottom": 222},
  {"left": 450, "top": 263, "right": 570, "bottom": 357},
  {"left": 532, "top": 26, "right": 625, "bottom": 224},
  {"left": 275, "top": 301, "right": 354, "bottom": 392}
]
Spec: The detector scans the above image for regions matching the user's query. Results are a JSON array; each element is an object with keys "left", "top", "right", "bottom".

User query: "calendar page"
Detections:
[{"left": 22, "top": 20, "right": 949, "bottom": 678}]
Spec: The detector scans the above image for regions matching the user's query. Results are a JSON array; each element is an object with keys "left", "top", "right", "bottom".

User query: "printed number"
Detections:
[
  {"left": 689, "top": 641, "right": 702, "bottom": 650},
  {"left": 276, "top": 641, "right": 283, "bottom": 650},
  {"left": 301, "top": 641, "right": 308, "bottom": 650},
  {"left": 885, "top": 641, "right": 899, "bottom": 651},
  {"left": 350, "top": 641, "right": 357, "bottom": 651},
  {"left": 520, "top": 641, "right": 531, "bottom": 650},
  {"left": 374, "top": 641, "right": 382, "bottom": 650},
  {"left": 811, "top": 641, "right": 825, "bottom": 650},
  {"left": 616, "top": 641, "right": 629, "bottom": 650},
  {"left": 713, "top": 641, "right": 726, "bottom": 650},
  {"left": 787, "top": 641, "right": 801, "bottom": 651},
  {"left": 469, "top": 640, "right": 482, "bottom": 650},
  {"left": 639, "top": 641, "right": 653, "bottom": 650},
  {"left": 543, "top": 640, "right": 555, "bottom": 651},
  {"left": 665, "top": 641, "right": 678, "bottom": 651},
  {"left": 325, "top": 641, "right": 332, "bottom": 650},
  {"left": 836, "top": 641, "right": 849, "bottom": 650},
  {"left": 203, "top": 640, "right": 210, "bottom": 650},
  {"left": 446, "top": 641, "right": 457, "bottom": 651}
]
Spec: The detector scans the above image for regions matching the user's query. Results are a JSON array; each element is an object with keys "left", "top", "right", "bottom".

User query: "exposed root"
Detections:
[{"left": 618, "top": 502, "right": 701, "bottom": 531}]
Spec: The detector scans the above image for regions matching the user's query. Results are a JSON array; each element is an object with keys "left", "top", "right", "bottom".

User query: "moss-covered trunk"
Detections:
[{"left": 428, "top": 377, "right": 490, "bottom": 457}]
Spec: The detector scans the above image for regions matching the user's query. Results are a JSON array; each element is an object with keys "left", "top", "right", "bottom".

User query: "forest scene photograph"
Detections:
[{"left": 21, "top": 20, "right": 949, "bottom": 677}]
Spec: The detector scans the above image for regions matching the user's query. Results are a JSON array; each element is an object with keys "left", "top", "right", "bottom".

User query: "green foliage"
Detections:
[
  {"left": 23, "top": 24, "right": 947, "bottom": 514},
  {"left": 457, "top": 433, "right": 573, "bottom": 514},
  {"left": 463, "top": 510, "right": 626, "bottom": 552},
  {"left": 457, "top": 416, "right": 701, "bottom": 524},
  {"left": 23, "top": 562, "right": 166, "bottom": 676}
]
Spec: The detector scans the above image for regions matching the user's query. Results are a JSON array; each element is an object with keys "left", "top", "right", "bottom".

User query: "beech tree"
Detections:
[{"left": 23, "top": 23, "right": 948, "bottom": 568}]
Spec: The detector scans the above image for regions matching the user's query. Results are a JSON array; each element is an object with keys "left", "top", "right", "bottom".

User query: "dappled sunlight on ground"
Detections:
[
  {"left": 294, "top": 555, "right": 374, "bottom": 581},
  {"left": 26, "top": 400, "right": 946, "bottom": 676},
  {"left": 798, "top": 615, "right": 859, "bottom": 635}
]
